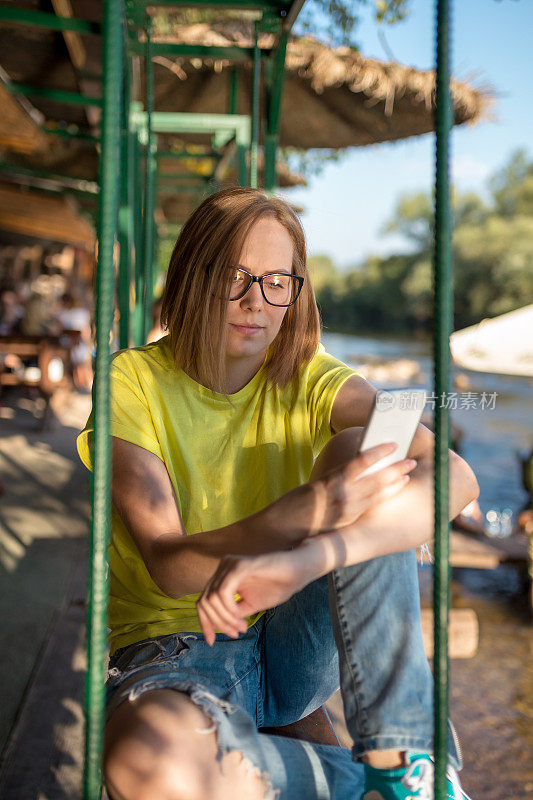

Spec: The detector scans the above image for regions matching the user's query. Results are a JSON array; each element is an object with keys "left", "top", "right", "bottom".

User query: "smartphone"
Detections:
[{"left": 356, "top": 389, "right": 427, "bottom": 479}]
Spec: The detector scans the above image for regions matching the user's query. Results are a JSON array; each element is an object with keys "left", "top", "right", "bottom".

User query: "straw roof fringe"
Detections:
[
  {"left": 149, "top": 25, "right": 491, "bottom": 137},
  {"left": 293, "top": 45, "right": 484, "bottom": 121}
]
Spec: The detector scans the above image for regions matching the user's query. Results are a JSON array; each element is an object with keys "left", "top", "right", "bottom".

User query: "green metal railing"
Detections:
[
  {"left": 433, "top": 1, "right": 453, "bottom": 797},
  {"left": 84, "top": 4, "right": 123, "bottom": 800},
  {"left": 142, "top": 17, "right": 156, "bottom": 342}
]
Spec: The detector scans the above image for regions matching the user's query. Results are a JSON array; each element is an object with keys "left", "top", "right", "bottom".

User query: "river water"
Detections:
[{"left": 323, "top": 331, "right": 533, "bottom": 799}]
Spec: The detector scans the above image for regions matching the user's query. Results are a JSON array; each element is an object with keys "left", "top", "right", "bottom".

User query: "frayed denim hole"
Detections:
[
  {"left": 165, "top": 634, "right": 195, "bottom": 658},
  {"left": 111, "top": 640, "right": 162, "bottom": 672},
  {"left": 187, "top": 685, "right": 279, "bottom": 800},
  {"left": 113, "top": 635, "right": 194, "bottom": 673}
]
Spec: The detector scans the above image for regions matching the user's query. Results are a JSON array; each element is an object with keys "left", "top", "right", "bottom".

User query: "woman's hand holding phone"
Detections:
[{"left": 307, "top": 442, "right": 417, "bottom": 534}]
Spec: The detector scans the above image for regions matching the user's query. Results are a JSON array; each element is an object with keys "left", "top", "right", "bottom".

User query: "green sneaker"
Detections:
[{"left": 363, "top": 753, "right": 472, "bottom": 800}]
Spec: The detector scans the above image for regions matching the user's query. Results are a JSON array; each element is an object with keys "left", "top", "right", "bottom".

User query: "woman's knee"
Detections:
[
  {"left": 103, "top": 688, "right": 219, "bottom": 800},
  {"left": 310, "top": 426, "right": 364, "bottom": 481},
  {"left": 103, "top": 688, "right": 269, "bottom": 800}
]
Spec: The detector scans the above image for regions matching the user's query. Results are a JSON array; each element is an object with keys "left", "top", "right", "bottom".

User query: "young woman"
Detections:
[{"left": 78, "top": 187, "right": 478, "bottom": 800}]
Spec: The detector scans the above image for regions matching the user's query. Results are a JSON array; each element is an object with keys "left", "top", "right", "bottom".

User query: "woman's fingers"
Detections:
[
  {"left": 355, "top": 457, "right": 416, "bottom": 489},
  {"left": 198, "top": 559, "right": 250, "bottom": 643},
  {"left": 199, "top": 597, "right": 237, "bottom": 643},
  {"left": 373, "top": 458, "right": 417, "bottom": 485},
  {"left": 375, "top": 474, "right": 412, "bottom": 502},
  {"left": 358, "top": 459, "right": 416, "bottom": 504},
  {"left": 197, "top": 603, "right": 216, "bottom": 646},
  {"left": 206, "top": 590, "right": 246, "bottom": 636},
  {"left": 324, "top": 456, "right": 418, "bottom": 529},
  {"left": 351, "top": 442, "right": 397, "bottom": 477}
]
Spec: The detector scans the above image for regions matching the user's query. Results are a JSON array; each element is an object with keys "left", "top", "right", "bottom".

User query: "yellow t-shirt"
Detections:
[{"left": 77, "top": 336, "right": 356, "bottom": 655}]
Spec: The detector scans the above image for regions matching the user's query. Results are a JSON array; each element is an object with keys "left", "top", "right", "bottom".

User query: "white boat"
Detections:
[{"left": 450, "top": 304, "right": 533, "bottom": 378}]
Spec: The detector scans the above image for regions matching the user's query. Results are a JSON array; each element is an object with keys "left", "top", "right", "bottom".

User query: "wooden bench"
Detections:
[{"left": 0, "top": 332, "right": 81, "bottom": 426}]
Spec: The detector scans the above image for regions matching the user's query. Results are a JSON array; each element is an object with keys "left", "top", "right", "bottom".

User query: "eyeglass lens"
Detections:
[{"left": 229, "top": 268, "right": 298, "bottom": 306}]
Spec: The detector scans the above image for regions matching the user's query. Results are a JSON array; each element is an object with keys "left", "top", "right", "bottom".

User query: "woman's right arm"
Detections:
[{"left": 112, "top": 436, "right": 414, "bottom": 598}]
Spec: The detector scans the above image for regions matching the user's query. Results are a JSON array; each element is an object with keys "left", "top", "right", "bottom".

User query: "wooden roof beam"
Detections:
[
  {"left": 50, "top": 0, "right": 101, "bottom": 128},
  {"left": 51, "top": 0, "right": 87, "bottom": 71},
  {"left": 0, "top": 5, "right": 100, "bottom": 34},
  {"left": 0, "top": 68, "right": 47, "bottom": 154}
]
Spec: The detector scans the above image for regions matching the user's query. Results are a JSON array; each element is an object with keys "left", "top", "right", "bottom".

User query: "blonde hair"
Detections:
[{"left": 161, "top": 187, "right": 321, "bottom": 392}]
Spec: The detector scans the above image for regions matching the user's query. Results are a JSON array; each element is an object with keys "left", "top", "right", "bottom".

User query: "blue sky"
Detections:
[{"left": 284, "top": 0, "right": 533, "bottom": 269}]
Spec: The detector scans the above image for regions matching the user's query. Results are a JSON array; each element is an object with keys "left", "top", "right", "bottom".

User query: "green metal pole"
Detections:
[
  {"left": 142, "top": 18, "right": 156, "bottom": 342},
  {"left": 249, "top": 24, "right": 260, "bottom": 188},
  {"left": 237, "top": 144, "right": 247, "bottom": 186},
  {"left": 131, "top": 128, "right": 145, "bottom": 347},
  {"left": 433, "top": 1, "right": 453, "bottom": 797},
  {"left": 0, "top": 5, "right": 101, "bottom": 33},
  {"left": 264, "top": 31, "right": 288, "bottom": 193},
  {"left": 229, "top": 66, "right": 239, "bottom": 114},
  {"left": 129, "top": 100, "right": 145, "bottom": 346},
  {"left": 118, "top": 70, "right": 132, "bottom": 349},
  {"left": 42, "top": 125, "right": 100, "bottom": 143},
  {"left": 8, "top": 81, "right": 101, "bottom": 107},
  {"left": 83, "top": 1, "right": 123, "bottom": 798}
]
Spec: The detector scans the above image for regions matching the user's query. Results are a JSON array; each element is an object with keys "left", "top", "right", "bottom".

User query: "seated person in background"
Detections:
[
  {"left": 56, "top": 292, "right": 93, "bottom": 390},
  {"left": 0, "top": 351, "right": 23, "bottom": 493},
  {"left": 0, "top": 289, "right": 24, "bottom": 336},
  {"left": 20, "top": 292, "right": 57, "bottom": 337}
]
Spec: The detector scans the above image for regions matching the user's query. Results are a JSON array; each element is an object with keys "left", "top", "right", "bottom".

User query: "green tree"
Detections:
[
  {"left": 315, "top": 150, "right": 533, "bottom": 335},
  {"left": 489, "top": 149, "right": 533, "bottom": 218},
  {"left": 296, "top": 0, "right": 411, "bottom": 47},
  {"left": 307, "top": 254, "right": 340, "bottom": 293}
]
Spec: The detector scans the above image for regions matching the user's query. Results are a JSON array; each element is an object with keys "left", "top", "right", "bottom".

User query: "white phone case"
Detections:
[{"left": 357, "top": 389, "right": 427, "bottom": 478}]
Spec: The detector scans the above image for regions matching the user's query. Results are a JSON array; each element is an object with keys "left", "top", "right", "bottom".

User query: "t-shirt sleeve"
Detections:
[
  {"left": 77, "top": 352, "right": 162, "bottom": 471},
  {"left": 306, "top": 345, "right": 359, "bottom": 454}
]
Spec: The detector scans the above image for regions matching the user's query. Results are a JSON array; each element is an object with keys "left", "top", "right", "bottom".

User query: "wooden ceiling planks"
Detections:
[{"left": 0, "top": 183, "right": 95, "bottom": 247}]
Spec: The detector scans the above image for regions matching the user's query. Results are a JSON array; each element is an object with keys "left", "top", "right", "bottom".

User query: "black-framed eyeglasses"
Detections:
[{"left": 223, "top": 266, "right": 304, "bottom": 307}]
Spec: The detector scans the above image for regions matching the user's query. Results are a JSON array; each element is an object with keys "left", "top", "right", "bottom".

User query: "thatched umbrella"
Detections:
[
  {"left": 0, "top": 183, "right": 95, "bottom": 247},
  {"left": 146, "top": 24, "right": 491, "bottom": 148},
  {"left": 0, "top": 82, "right": 47, "bottom": 154}
]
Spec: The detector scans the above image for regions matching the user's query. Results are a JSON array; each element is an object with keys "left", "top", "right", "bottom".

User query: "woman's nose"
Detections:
[{"left": 240, "top": 280, "right": 264, "bottom": 310}]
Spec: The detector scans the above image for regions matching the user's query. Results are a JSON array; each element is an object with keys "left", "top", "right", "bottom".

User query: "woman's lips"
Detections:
[{"left": 230, "top": 323, "right": 263, "bottom": 335}]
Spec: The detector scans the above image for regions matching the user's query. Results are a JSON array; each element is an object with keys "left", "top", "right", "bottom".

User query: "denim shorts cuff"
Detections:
[{"left": 351, "top": 736, "right": 461, "bottom": 771}]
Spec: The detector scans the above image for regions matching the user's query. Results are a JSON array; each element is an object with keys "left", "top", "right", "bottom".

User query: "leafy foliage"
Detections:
[
  {"left": 314, "top": 150, "right": 533, "bottom": 335},
  {"left": 295, "top": 0, "right": 411, "bottom": 47}
]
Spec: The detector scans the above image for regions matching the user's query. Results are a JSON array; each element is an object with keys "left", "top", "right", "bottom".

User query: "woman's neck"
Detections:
[
  {"left": 224, "top": 351, "right": 266, "bottom": 394},
  {"left": 184, "top": 351, "right": 266, "bottom": 394}
]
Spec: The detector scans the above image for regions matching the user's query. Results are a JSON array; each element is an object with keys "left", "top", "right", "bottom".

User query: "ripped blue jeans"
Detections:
[{"left": 105, "top": 549, "right": 460, "bottom": 800}]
